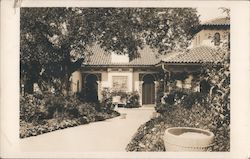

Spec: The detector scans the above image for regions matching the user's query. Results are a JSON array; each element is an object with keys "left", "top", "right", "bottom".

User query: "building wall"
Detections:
[
  {"left": 70, "top": 70, "right": 82, "bottom": 93},
  {"left": 100, "top": 71, "right": 108, "bottom": 89},
  {"left": 75, "top": 67, "right": 159, "bottom": 106},
  {"left": 133, "top": 72, "right": 140, "bottom": 92},
  {"left": 107, "top": 71, "right": 133, "bottom": 92},
  {"left": 192, "top": 29, "right": 229, "bottom": 47}
]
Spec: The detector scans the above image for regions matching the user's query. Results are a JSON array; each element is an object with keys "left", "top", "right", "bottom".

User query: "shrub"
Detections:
[
  {"left": 77, "top": 103, "right": 97, "bottom": 122},
  {"left": 44, "top": 95, "right": 66, "bottom": 118},
  {"left": 171, "top": 89, "right": 188, "bottom": 100},
  {"left": 64, "top": 96, "right": 82, "bottom": 119},
  {"left": 20, "top": 92, "right": 121, "bottom": 138},
  {"left": 155, "top": 103, "right": 174, "bottom": 113},
  {"left": 155, "top": 88, "right": 206, "bottom": 111},
  {"left": 101, "top": 88, "right": 113, "bottom": 111},
  {"left": 181, "top": 92, "right": 206, "bottom": 109},
  {"left": 20, "top": 94, "right": 46, "bottom": 123},
  {"left": 101, "top": 88, "right": 141, "bottom": 109},
  {"left": 125, "top": 91, "right": 141, "bottom": 108},
  {"left": 111, "top": 91, "right": 128, "bottom": 100}
]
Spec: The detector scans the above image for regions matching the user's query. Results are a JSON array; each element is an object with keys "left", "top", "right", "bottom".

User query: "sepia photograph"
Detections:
[
  {"left": 1, "top": 0, "right": 250, "bottom": 158},
  {"left": 19, "top": 7, "right": 230, "bottom": 152}
]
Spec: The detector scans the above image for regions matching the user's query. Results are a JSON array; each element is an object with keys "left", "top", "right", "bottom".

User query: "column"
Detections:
[
  {"left": 97, "top": 81, "right": 101, "bottom": 101},
  {"left": 139, "top": 81, "right": 144, "bottom": 105},
  {"left": 154, "top": 81, "right": 159, "bottom": 105}
]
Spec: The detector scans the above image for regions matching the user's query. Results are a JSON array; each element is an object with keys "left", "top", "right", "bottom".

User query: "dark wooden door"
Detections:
[
  {"left": 85, "top": 74, "right": 98, "bottom": 102},
  {"left": 142, "top": 75, "right": 155, "bottom": 104}
]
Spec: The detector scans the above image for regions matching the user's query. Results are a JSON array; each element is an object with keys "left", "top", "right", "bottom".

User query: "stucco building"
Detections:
[{"left": 70, "top": 17, "right": 230, "bottom": 106}]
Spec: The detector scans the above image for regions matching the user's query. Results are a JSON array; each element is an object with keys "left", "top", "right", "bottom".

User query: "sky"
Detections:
[{"left": 196, "top": 7, "right": 228, "bottom": 22}]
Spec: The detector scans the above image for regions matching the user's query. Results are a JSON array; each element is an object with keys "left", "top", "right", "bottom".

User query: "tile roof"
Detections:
[
  {"left": 84, "top": 44, "right": 161, "bottom": 66},
  {"left": 202, "top": 17, "right": 230, "bottom": 26},
  {"left": 161, "top": 46, "right": 223, "bottom": 64},
  {"left": 83, "top": 45, "right": 224, "bottom": 66}
]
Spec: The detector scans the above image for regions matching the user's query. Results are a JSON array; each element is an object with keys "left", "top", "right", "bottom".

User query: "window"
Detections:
[
  {"left": 214, "top": 32, "right": 221, "bottom": 46},
  {"left": 112, "top": 76, "right": 128, "bottom": 92}
]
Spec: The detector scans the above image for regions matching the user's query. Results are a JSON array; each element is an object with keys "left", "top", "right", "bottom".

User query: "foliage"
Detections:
[
  {"left": 20, "top": 107, "right": 120, "bottom": 138},
  {"left": 199, "top": 22, "right": 230, "bottom": 142},
  {"left": 20, "top": 94, "right": 47, "bottom": 123},
  {"left": 181, "top": 92, "right": 206, "bottom": 109},
  {"left": 149, "top": 21, "right": 230, "bottom": 152},
  {"left": 128, "top": 8, "right": 230, "bottom": 152},
  {"left": 45, "top": 95, "right": 66, "bottom": 118},
  {"left": 20, "top": 8, "right": 200, "bottom": 93},
  {"left": 127, "top": 103, "right": 229, "bottom": 152},
  {"left": 155, "top": 87, "right": 206, "bottom": 112},
  {"left": 100, "top": 88, "right": 114, "bottom": 111},
  {"left": 20, "top": 94, "right": 120, "bottom": 138},
  {"left": 170, "top": 72, "right": 188, "bottom": 81},
  {"left": 101, "top": 88, "right": 141, "bottom": 108},
  {"left": 125, "top": 91, "right": 140, "bottom": 108},
  {"left": 77, "top": 103, "right": 98, "bottom": 122},
  {"left": 156, "top": 77, "right": 165, "bottom": 104},
  {"left": 111, "top": 91, "right": 128, "bottom": 100},
  {"left": 155, "top": 103, "right": 172, "bottom": 113}
]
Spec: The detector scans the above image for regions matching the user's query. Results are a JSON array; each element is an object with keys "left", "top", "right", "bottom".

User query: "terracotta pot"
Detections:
[{"left": 164, "top": 127, "right": 214, "bottom": 151}]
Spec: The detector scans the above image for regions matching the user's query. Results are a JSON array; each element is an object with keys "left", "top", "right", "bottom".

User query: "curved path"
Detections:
[{"left": 19, "top": 107, "right": 154, "bottom": 152}]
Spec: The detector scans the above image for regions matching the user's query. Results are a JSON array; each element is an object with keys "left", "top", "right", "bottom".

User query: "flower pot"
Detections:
[{"left": 164, "top": 127, "right": 214, "bottom": 151}]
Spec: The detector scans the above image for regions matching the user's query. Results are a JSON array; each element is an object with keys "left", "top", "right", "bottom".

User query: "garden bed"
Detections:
[
  {"left": 20, "top": 94, "right": 120, "bottom": 138},
  {"left": 20, "top": 110, "right": 119, "bottom": 138},
  {"left": 126, "top": 104, "right": 230, "bottom": 152}
]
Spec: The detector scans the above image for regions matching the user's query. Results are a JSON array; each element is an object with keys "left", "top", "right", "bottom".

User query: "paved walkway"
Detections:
[{"left": 19, "top": 107, "right": 155, "bottom": 152}]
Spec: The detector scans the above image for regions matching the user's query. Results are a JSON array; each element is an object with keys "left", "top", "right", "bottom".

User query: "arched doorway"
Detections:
[
  {"left": 142, "top": 74, "right": 155, "bottom": 105},
  {"left": 85, "top": 74, "right": 98, "bottom": 102}
]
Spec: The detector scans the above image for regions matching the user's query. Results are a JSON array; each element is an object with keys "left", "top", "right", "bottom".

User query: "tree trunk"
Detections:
[
  {"left": 60, "top": 42, "right": 85, "bottom": 96},
  {"left": 25, "top": 79, "right": 34, "bottom": 94},
  {"left": 62, "top": 66, "right": 70, "bottom": 96},
  {"left": 61, "top": 57, "right": 84, "bottom": 96}
]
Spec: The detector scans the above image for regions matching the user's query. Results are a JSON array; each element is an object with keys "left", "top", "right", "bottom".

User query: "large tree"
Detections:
[{"left": 20, "top": 8, "right": 200, "bottom": 94}]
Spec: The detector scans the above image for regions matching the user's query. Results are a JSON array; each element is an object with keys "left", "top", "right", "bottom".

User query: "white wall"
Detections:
[
  {"left": 107, "top": 71, "right": 133, "bottom": 92},
  {"left": 111, "top": 53, "right": 129, "bottom": 63},
  {"left": 100, "top": 71, "right": 108, "bottom": 89},
  {"left": 70, "top": 70, "right": 82, "bottom": 93},
  {"left": 192, "top": 29, "right": 229, "bottom": 47},
  {"left": 133, "top": 72, "right": 140, "bottom": 92}
]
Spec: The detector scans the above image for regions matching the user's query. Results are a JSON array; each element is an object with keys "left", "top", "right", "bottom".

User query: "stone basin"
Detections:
[{"left": 164, "top": 127, "right": 214, "bottom": 151}]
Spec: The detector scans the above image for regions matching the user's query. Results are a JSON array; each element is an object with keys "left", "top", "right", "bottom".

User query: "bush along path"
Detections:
[
  {"left": 126, "top": 104, "right": 229, "bottom": 152},
  {"left": 20, "top": 94, "right": 120, "bottom": 138},
  {"left": 127, "top": 36, "right": 230, "bottom": 152}
]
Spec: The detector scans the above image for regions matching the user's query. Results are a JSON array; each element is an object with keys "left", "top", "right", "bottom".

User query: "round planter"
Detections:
[{"left": 164, "top": 127, "right": 214, "bottom": 152}]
